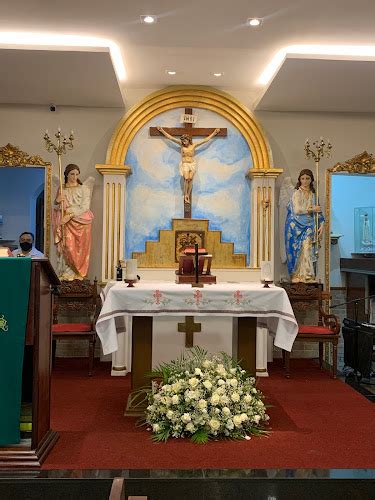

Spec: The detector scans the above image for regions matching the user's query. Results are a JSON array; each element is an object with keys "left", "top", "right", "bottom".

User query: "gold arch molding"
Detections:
[{"left": 103, "top": 86, "right": 280, "bottom": 175}]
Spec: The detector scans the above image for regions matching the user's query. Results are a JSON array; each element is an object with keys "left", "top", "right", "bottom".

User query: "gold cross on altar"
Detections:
[{"left": 178, "top": 316, "right": 201, "bottom": 348}]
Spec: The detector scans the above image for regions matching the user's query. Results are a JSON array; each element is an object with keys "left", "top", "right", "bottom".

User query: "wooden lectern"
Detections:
[{"left": 0, "top": 258, "right": 60, "bottom": 469}]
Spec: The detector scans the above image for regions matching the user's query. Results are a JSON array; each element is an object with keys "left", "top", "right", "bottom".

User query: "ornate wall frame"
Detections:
[
  {"left": 325, "top": 151, "right": 375, "bottom": 291},
  {"left": 0, "top": 143, "right": 52, "bottom": 257}
]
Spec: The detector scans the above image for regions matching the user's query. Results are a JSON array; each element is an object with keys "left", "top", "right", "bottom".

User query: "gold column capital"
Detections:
[
  {"left": 96, "top": 164, "right": 132, "bottom": 177},
  {"left": 246, "top": 168, "right": 283, "bottom": 179}
]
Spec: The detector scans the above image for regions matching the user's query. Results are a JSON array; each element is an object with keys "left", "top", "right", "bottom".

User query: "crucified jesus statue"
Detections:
[{"left": 157, "top": 126, "right": 221, "bottom": 204}]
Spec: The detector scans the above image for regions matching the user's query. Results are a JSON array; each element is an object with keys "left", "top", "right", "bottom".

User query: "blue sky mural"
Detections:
[{"left": 125, "top": 108, "right": 252, "bottom": 263}]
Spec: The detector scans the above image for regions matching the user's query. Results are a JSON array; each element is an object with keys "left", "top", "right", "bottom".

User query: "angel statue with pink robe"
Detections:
[{"left": 53, "top": 163, "right": 95, "bottom": 281}]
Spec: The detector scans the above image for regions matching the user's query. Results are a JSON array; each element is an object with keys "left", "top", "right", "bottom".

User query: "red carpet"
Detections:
[{"left": 43, "top": 359, "right": 375, "bottom": 470}]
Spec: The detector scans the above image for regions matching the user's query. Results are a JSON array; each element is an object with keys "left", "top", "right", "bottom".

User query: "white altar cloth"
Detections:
[{"left": 96, "top": 281, "right": 298, "bottom": 356}]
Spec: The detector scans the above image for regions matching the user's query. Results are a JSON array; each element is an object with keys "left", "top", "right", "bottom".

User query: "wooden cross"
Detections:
[
  {"left": 150, "top": 108, "right": 227, "bottom": 218},
  {"left": 177, "top": 316, "right": 202, "bottom": 348}
]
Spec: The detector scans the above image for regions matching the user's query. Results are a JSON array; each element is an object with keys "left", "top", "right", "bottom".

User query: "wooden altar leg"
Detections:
[
  {"left": 233, "top": 317, "right": 257, "bottom": 376},
  {"left": 125, "top": 316, "right": 152, "bottom": 416}
]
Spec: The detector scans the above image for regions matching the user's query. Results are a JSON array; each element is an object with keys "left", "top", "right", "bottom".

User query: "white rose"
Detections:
[
  {"left": 231, "top": 392, "right": 240, "bottom": 402},
  {"left": 226, "top": 419, "right": 234, "bottom": 430},
  {"left": 171, "top": 395, "right": 179, "bottom": 405},
  {"left": 233, "top": 415, "right": 243, "bottom": 427},
  {"left": 253, "top": 415, "right": 261, "bottom": 424},
  {"left": 220, "top": 395, "right": 229, "bottom": 405},
  {"left": 230, "top": 368, "right": 237, "bottom": 374},
  {"left": 198, "top": 399, "right": 207, "bottom": 410},
  {"left": 211, "top": 393, "right": 220, "bottom": 405},
  {"left": 181, "top": 413, "right": 191, "bottom": 423},
  {"left": 251, "top": 388, "right": 257, "bottom": 394},
  {"left": 186, "top": 390, "right": 199, "bottom": 400},
  {"left": 222, "top": 407, "right": 231, "bottom": 416},
  {"left": 244, "top": 394, "right": 252, "bottom": 403},
  {"left": 209, "top": 418, "right": 220, "bottom": 431},
  {"left": 202, "top": 360, "right": 212, "bottom": 368},
  {"left": 240, "top": 413, "right": 249, "bottom": 422},
  {"left": 152, "top": 423, "right": 160, "bottom": 432},
  {"left": 185, "top": 422, "right": 195, "bottom": 432},
  {"left": 189, "top": 377, "right": 199, "bottom": 388},
  {"left": 162, "top": 384, "right": 171, "bottom": 393},
  {"left": 230, "top": 379, "right": 238, "bottom": 387},
  {"left": 172, "top": 382, "right": 182, "bottom": 392},
  {"left": 194, "top": 368, "right": 203, "bottom": 376},
  {"left": 166, "top": 410, "right": 174, "bottom": 419},
  {"left": 203, "top": 380, "right": 212, "bottom": 390},
  {"left": 218, "top": 379, "right": 226, "bottom": 386},
  {"left": 216, "top": 387, "right": 225, "bottom": 395}
]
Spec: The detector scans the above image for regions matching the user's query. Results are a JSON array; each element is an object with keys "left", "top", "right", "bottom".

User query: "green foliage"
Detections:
[{"left": 191, "top": 427, "right": 210, "bottom": 444}]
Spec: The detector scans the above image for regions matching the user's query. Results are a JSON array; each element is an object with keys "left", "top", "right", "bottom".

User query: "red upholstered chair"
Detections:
[
  {"left": 52, "top": 279, "right": 99, "bottom": 376},
  {"left": 281, "top": 282, "right": 341, "bottom": 379}
]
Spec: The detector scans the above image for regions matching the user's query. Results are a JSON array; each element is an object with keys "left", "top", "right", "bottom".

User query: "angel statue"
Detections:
[
  {"left": 53, "top": 163, "right": 95, "bottom": 281},
  {"left": 156, "top": 126, "right": 221, "bottom": 204},
  {"left": 279, "top": 169, "right": 324, "bottom": 283}
]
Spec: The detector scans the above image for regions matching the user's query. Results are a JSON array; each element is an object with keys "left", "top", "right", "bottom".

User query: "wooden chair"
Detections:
[
  {"left": 281, "top": 282, "right": 341, "bottom": 378},
  {"left": 52, "top": 278, "right": 99, "bottom": 376}
]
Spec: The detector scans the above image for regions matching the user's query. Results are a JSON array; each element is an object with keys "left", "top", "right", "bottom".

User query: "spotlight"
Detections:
[
  {"left": 141, "top": 15, "right": 156, "bottom": 24},
  {"left": 166, "top": 70, "right": 177, "bottom": 75},
  {"left": 247, "top": 18, "right": 262, "bottom": 27}
]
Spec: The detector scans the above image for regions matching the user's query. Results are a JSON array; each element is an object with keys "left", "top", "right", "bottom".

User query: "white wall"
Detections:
[
  {"left": 0, "top": 103, "right": 124, "bottom": 279},
  {"left": 255, "top": 110, "right": 375, "bottom": 283},
  {"left": 2, "top": 99, "right": 375, "bottom": 284}
]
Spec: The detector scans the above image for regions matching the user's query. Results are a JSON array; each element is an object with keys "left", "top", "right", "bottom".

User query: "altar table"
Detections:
[{"left": 96, "top": 282, "right": 298, "bottom": 404}]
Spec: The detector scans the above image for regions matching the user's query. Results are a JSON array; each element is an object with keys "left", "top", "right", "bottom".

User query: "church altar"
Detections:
[{"left": 96, "top": 281, "right": 298, "bottom": 379}]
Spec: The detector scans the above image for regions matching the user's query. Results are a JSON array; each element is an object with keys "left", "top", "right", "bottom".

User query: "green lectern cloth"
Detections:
[{"left": 0, "top": 257, "right": 31, "bottom": 445}]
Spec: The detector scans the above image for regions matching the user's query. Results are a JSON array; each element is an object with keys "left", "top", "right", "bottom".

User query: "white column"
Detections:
[
  {"left": 256, "top": 326, "right": 269, "bottom": 377},
  {"left": 96, "top": 164, "right": 131, "bottom": 375}
]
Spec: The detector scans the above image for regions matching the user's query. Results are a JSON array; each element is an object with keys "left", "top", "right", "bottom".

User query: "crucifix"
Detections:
[
  {"left": 150, "top": 108, "right": 227, "bottom": 218},
  {"left": 177, "top": 316, "right": 202, "bottom": 348}
]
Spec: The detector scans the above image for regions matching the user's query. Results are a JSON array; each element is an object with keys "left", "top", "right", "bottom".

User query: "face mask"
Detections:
[{"left": 20, "top": 242, "right": 32, "bottom": 252}]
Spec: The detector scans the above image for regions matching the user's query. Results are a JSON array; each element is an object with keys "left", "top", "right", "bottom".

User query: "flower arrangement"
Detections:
[{"left": 144, "top": 347, "right": 269, "bottom": 443}]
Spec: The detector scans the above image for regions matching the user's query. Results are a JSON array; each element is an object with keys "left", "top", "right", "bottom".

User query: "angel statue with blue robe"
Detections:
[
  {"left": 53, "top": 164, "right": 95, "bottom": 281},
  {"left": 280, "top": 169, "right": 324, "bottom": 283}
]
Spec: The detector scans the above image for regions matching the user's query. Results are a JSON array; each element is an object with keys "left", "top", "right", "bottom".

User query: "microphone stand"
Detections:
[{"left": 330, "top": 295, "right": 375, "bottom": 384}]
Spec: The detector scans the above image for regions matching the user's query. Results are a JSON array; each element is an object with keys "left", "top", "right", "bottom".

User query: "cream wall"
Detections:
[
  {"left": 0, "top": 103, "right": 124, "bottom": 280},
  {"left": 255, "top": 110, "right": 375, "bottom": 282},
  {"left": 2, "top": 99, "right": 375, "bottom": 284}
]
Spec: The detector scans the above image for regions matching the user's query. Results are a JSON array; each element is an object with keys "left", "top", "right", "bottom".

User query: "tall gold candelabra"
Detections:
[
  {"left": 304, "top": 137, "right": 332, "bottom": 258},
  {"left": 43, "top": 128, "right": 74, "bottom": 243}
]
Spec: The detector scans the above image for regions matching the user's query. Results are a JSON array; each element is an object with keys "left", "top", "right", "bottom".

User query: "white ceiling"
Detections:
[{"left": 2, "top": 0, "right": 375, "bottom": 111}]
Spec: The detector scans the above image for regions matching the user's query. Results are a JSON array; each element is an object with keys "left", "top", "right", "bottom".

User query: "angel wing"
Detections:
[
  {"left": 83, "top": 176, "right": 95, "bottom": 198},
  {"left": 278, "top": 176, "right": 294, "bottom": 264}
]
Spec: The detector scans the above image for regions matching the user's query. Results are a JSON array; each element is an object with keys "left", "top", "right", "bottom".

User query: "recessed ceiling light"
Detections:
[
  {"left": 141, "top": 15, "right": 156, "bottom": 24},
  {"left": 248, "top": 18, "right": 262, "bottom": 27},
  {"left": 166, "top": 70, "right": 177, "bottom": 75},
  {"left": 213, "top": 72, "right": 223, "bottom": 77}
]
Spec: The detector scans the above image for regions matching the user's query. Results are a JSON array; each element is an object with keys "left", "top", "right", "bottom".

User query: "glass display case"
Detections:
[{"left": 354, "top": 207, "right": 375, "bottom": 254}]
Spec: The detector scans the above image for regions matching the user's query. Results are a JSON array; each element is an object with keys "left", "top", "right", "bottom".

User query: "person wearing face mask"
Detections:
[{"left": 12, "top": 232, "right": 44, "bottom": 258}]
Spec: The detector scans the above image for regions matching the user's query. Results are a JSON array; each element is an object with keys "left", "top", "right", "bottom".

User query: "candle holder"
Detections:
[
  {"left": 262, "top": 280, "right": 273, "bottom": 288},
  {"left": 124, "top": 279, "right": 137, "bottom": 287}
]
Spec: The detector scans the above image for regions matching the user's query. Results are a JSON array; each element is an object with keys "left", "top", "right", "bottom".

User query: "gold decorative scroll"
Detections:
[
  {"left": 0, "top": 143, "right": 51, "bottom": 167},
  {"left": 329, "top": 151, "right": 375, "bottom": 174}
]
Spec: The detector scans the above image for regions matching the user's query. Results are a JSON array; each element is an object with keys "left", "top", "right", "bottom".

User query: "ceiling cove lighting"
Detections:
[
  {"left": 166, "top": 70, "right": 177, "bottom": 75},
  {"left": 257, "top": 44, "right": 375, "bottom": 86},
  {"left": 213, "top": 72, "right": 223, "bottom": 77},
  {"left": 0, "top": 31, "right": 127, "bottom": 81},
  {"left": 247, "top": 18, "right": 262, "bottom": 27},
  {"left": 141, "top": 15, "right": 156, "bottom": 24}
]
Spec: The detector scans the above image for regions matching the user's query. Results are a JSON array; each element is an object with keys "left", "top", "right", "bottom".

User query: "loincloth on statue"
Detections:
[{"left": 179, "top": 160, "right": 196, "bottom": 177}]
